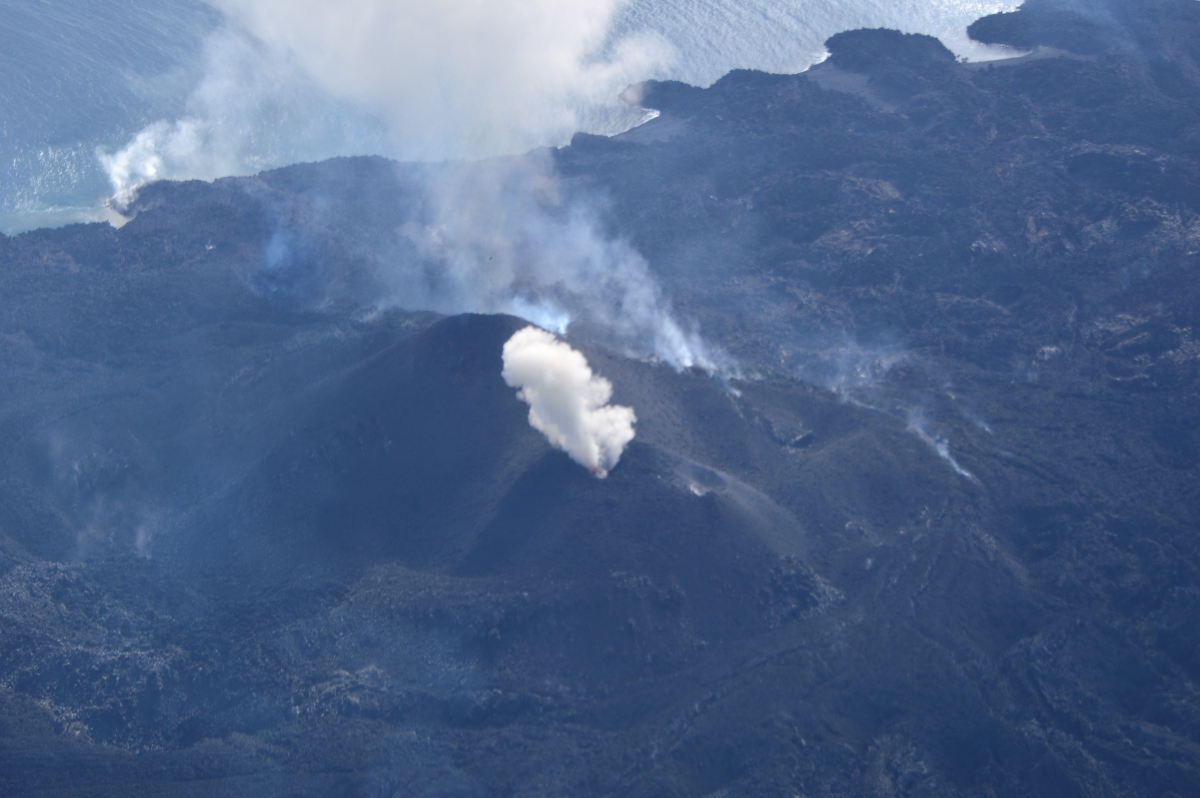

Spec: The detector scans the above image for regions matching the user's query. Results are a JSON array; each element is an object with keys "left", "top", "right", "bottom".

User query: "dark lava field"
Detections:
[{"left": 1, "top": 0, "right": 1199, "bottom": 795}]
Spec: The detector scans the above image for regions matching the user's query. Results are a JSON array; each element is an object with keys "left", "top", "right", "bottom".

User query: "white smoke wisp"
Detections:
[
  {"left": 98, "top": 120, "right": 204, "bottom": 210},
  {"left": 79, "top": 0, "right": 1023, "bottom": 228},
  {"left": 502, "top": 326, "right": 636, "bottom": 478},
  {"left": 101, "top": 77, "right": 720, "bottom": 371},
  {"left": 907, "top": 412, "right": 976, "bottom": 482},
  {"left": 98, "top": 28, "right": 390, "bottom": 208},
  {"left": 383, "top": 154, "right": 718, "bottom": 371},
  {"left": 90, "top": 0, "right": 1014, "bottom": 373},
  {"left": 98, "top": 0, "right": 668, "bottom": 205}
]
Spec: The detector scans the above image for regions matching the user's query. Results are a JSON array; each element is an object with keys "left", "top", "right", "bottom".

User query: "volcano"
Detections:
[{"left": 1, "top": 1, "right": 1199, "bottom": 795}]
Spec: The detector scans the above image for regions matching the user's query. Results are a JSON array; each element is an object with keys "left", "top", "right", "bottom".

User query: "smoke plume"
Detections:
[
  {"left": 502, "top": 327, "right": 636, "bottom": 478},
  {"left": 94, "top": 0, "right": 1020, "bottom": 205},
  {"left": 88, "top": 0, "right": 1015, "bottom": 373},
  {"left": 380, "top": 154, "right": 715, "bottom": 371},
  {"left": 907, "top": 412, "right": 975, "bottom": 481},
  {"left": 98, "top": 0, "right": 667, "bottom": 204},
  {"left": 98, "top": 28, "right": 387, "bottom": 209}
]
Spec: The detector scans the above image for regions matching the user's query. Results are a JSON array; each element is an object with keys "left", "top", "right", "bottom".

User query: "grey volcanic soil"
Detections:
[{"left": 1, "top": 0, "right": 1199, "bottom": 795}]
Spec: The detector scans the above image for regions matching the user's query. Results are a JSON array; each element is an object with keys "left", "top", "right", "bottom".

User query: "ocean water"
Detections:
[
  {"left": 1, "top": 0, "right": 1017, "bottom": 235},
  {"left": 0, "top": 0, "right": 221, "bottom": 231},
  {"left": 613, "top": 0, "right": 1019, "bottom": 82}
]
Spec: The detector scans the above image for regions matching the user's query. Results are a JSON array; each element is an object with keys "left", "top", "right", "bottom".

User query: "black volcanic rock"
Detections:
[
  {"left": 1, "top": 0, "right": 1200, "bottom": 795},
  {"left": 968, "top": 0, "right": 1120, "bottom": 55},
  {"left": 822, "top": 29, "right": 957, "bottom": 102}
]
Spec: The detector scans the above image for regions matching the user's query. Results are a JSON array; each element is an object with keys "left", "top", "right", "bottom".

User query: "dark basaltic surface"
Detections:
[{"left": 1, "top": 0, "right": 1199, "bottom": 795}]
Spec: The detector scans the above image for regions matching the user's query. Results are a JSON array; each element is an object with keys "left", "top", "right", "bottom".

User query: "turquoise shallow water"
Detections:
[{"left": 0, "top": 0, "right": 1015, "bottom": 235}]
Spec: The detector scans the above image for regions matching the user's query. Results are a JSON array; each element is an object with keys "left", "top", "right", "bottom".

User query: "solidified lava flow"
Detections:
[{"left": 0, "top": 1, "right": 1198, "bottom": 795}]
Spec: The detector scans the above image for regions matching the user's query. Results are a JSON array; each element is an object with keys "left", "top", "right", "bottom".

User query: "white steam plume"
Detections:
[
  {"left": 502, "top": 327, "right": 636, "bottom": 478},
  {"left": 99, "top": 28, "right": 388, "bottom": 208},
  {"left": 96, "top": 0, "right": 1020, "bottom": 203},
  {"left": 95, "top": 2, "right": 705, "bottom": 370},
  {"left": 91, "top": 0, "right": 1015, "bottom": 372},
  {"left": 212, "top": 0, "right": 667, "bottom": 159},
  {"left": 382, "top": 154, "right": 715, "bottom": 371},
  {"left": 92, "top": 8, "right": 714, "bottom": 371},
  {"left": 907, "top": 412, "right": 976, "bottom": 481},
  {"left": 98, "top": 0, "right": 666, "bottom": 202}
]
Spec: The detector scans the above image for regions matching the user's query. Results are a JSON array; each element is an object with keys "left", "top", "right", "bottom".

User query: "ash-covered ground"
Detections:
[{"left": 1, "top": 0, "right": 1199, "bottom": 795}]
